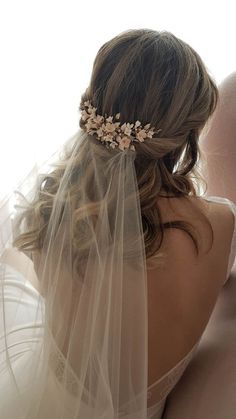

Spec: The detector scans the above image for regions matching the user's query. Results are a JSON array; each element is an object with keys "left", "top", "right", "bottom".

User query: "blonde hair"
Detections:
[{"left": 14, "top": 29, "right": 218, "bottom": 269}]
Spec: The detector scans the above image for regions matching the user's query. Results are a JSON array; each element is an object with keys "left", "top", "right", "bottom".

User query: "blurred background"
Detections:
[{"left": 0, "top": 0, "right": 235, "bottom": 200}]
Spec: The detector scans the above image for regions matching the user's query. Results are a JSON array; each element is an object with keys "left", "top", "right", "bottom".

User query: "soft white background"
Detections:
[{"left": 0, "top": 0, "right": 235, "bottom": 200}]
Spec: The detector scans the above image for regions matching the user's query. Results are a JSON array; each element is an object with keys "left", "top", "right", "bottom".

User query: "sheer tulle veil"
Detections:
[
  {"left": 0, "top": 25, "right": 223, "bottom": 418},
  {"left": 0, "top": 129, "right": 149, "bottom": 418}
]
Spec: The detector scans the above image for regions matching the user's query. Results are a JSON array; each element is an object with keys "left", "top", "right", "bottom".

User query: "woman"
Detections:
[
  {"left": 162, "top": 72, "right": 236, "bottom": 419},
  {"left": 0, "top": 29, "right": 235, "bottom": 419}
]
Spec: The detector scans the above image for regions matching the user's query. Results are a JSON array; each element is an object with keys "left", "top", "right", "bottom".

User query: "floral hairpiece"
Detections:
[{"left": 81, "top": 100, "right": 160, "bottom": 151}]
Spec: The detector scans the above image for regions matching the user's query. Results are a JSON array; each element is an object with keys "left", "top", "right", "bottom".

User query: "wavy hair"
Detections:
[{"left": 14, "top": 29, "right": 218, "bottom": 269}]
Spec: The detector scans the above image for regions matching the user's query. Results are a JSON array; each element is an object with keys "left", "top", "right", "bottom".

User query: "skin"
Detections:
[{"left": 162, "top": 72, "right": 236, "bottom": 417}]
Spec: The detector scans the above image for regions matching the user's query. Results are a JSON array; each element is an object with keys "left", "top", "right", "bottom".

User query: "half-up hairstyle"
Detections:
[{"left": 14, "top": 29, "right": 218, "bottom": 269}]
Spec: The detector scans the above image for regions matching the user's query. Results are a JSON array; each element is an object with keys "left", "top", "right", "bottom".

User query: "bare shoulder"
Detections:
[
  {"left": 158, "top": 195, "right": 234, "bottom": 235},
  {"left": 196, "top": 196, "right": 235, "bottom": 240},
  {"left": 157, "top": 195, "right": 235, "bottom": 269}
]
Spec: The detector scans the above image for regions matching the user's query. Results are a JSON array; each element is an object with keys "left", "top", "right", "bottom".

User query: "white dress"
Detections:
[{"left": 0, "top": 195, "right": 236, "bottom": 419}]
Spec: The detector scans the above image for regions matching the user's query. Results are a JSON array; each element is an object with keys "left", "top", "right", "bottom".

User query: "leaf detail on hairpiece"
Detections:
[{"left": 81, "top": 100, "right": 159, "bottom": 151}]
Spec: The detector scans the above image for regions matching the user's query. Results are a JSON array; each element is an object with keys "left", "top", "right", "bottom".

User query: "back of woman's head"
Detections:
[
  {"left": 79, "top": 29, "right": 218, "bottom": 260},
  {"left": 14, "top": 29, "right": 218, "bottom": 267},
  {"left": 80, "top": 29, "right": 218, "bottom": 170}
]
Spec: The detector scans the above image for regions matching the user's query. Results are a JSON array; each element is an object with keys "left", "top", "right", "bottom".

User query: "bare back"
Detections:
[{"left": 147, "top": 195, "right": 235, "bottom": 388}]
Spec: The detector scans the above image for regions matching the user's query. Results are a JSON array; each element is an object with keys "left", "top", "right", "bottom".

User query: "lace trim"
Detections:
[
  {"left": 49, "top": 349, "right": 81, "bottom": 397},
  {"left": 147, "top": 341, "right": 199, "bottom": 405},
  {"left": 49, "top": 351, "right": 150, "bottom": 417},
  {"left": 49, "top": 345, "right": 199, "bottom": 416}
]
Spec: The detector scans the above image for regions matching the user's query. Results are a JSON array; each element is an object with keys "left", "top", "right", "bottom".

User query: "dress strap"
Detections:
[{"left": 203, "top": 195, "right": 236, "bottom": 281}]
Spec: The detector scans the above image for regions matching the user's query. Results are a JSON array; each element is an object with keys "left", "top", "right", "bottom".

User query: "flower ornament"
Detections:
[{"left": 80, "top": 100, "right": 159, "bottom": 151}]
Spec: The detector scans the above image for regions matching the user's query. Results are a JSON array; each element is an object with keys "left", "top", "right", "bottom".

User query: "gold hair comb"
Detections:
[{"left": 81, "top": 100, "right": 160, "bottom": 151}]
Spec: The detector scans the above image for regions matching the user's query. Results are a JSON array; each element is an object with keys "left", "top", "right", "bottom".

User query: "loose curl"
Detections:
[{"left": 14, "top": 29, "right": 218, "bottom": 270}]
